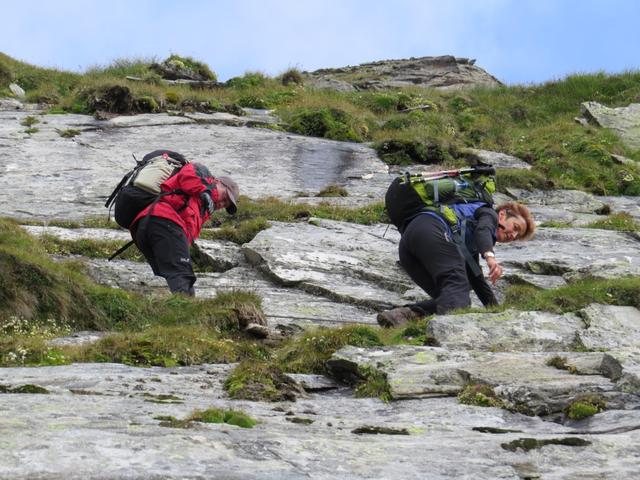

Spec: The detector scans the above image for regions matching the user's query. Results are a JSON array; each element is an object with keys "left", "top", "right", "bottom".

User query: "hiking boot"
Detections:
[{"left": 376, "top": 307, "right": 420, "bottom": 328}]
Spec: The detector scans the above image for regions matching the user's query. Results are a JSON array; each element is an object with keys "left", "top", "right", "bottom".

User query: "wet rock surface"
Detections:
[{"left": 0, "top": 109, "right": 390, "bottom": 221}]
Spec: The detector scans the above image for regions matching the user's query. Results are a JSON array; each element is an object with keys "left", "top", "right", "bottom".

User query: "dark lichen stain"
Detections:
[
  {"left": 0, "top": 384, "right": 49, "bottom": 394},
  {"left": 473, "top": 427, "right": 523, "bottom": 434},
  {"left": 501, "top": 437, "right": 591, "bottom": 452},
  {"left": 352, "top": 426, "right": 410, "bottom": 435}
]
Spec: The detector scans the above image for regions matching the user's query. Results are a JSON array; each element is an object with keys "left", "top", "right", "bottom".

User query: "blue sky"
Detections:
[{"left": 2, "top": 0, "right": 639, "bottom": 85}]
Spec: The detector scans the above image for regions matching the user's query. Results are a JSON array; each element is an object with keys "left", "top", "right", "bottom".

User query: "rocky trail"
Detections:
[{"left": 1, "top": 102, "right": 639, "bottom": 479}]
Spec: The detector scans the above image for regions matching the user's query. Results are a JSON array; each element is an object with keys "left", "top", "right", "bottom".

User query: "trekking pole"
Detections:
[{"left": 414, "top": 165, "right": 495, "bottom": 180}]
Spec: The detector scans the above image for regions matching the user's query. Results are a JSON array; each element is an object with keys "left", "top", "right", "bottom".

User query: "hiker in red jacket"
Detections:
[{"left": 131, "top": 162, "right": 239, "bottom": 296}]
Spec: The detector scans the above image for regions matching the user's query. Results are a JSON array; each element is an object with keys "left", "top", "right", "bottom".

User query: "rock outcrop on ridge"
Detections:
[{"left": 303, "top": 55, "right": 502, "bottom": 91}]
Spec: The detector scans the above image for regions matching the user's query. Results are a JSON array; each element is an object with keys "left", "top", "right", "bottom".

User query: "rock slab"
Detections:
[
  {"left": 581, "top": 101, "right": 640, "bottom": 150},
  {"left": 304, "top": 55, "right": 502, "bottom": 91}
]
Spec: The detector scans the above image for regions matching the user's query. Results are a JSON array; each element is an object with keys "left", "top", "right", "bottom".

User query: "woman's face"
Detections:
[{"left": 496, "top": 209, "right": 526, "bottom": 243}]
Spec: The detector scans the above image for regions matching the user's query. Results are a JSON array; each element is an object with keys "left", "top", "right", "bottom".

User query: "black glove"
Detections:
[{"left": 200, "top": 191, "right": 214, "bottom": 216}]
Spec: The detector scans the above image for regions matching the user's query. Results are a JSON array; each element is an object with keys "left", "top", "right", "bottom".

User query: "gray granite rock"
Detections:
[
  {"left": 426, "top": 310, "right": 584, "bottom": 352},
  {"left": 498, "top": 227, "right": 640, "bottom": 281},
  {"left": 47, "top": 331, "right": 109, "bottom": 347},
  {"left": 328, "top": 346, "right": 628, "bottom": 415},
  {"left": 243, "top": 218, "right": 414, "bottom": 309},
  {"left": 9, "top": 83, "right": 25, "bottom": 98},
  {"left": 505, "top": 187, "right": 640, "bottom": 225},
  {"left": 0, "top": 97, "right": 24, "bottom": 110},
  {"left": 581, "top": 101, "right": 640, "bottom": 150},
  {"left": 191, "top": 238, "right": 245, "bottom": 272},
  {"left": 2, "top": 363, "right": 638, "bottom": 479},
  {"left": 4, "top": 100, "right": 640, "bottom": 480},
  {"left": 577, "top": 304, "right": 640, "bottom": 352},
  {"left": 23, "top": 225, "right": 130, "bottom": 241},
  {"left": 465, "top": 148, "right": 532, "bottom": 170},
  {"left": 504, "top": 188, "right": 607, "bottom": 226},
  {"left": 555, "top": 352, "right": 623, "bottom": 379},
  {"left": 283, "top": 374, "right": 339, "bottom": 391},
  {"left": 597, "top": 195, "right": 640, "bottom": 222}
]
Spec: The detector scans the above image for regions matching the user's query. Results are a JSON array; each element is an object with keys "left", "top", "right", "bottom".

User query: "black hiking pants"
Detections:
[
  {"left": 399, "top": 214, "right": 471, "bottom": 315},
  {"left": 133, "top": 216, "right": 196, "bottom": 296}
]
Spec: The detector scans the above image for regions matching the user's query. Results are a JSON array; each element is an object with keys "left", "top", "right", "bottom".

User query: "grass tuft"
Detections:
[
  {"left": 189, "top": 408, "right": 257, "bottom": 428},
  {"left": 565, "top": 395, "right": 606, "bottom": 420},
  {"left": 458, "top": 383, "right": 504, "bottom": 408}
]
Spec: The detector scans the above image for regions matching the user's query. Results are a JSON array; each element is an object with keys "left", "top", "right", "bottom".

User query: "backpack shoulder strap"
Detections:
[{"left": 452, "top": 219, "right": 483, "bottom": 278}]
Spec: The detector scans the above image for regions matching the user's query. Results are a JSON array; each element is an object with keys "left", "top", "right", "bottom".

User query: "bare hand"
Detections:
[{"left": 486, "top": 257, "right": 503, "bottom": 284}]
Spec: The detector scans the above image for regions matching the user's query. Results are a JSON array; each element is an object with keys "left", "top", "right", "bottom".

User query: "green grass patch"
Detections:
[
  {"left": 317, "top": 184, "right": 348, "bottom": 197},
  {"left": 75, "top": 325, "right": 239, "bottom": 367},
  {"left": 202, "top": 217, "right": 270, "bottom": 244},
  {"left": 58, "top": 128, "right": 81, "bottom": 138},
  {"left": 276, "top": 325, "right": 383, "bottom": 374},
  {"left": 0, "top": 384, "right": 50, "bottom": 394},
  {"left": 224, "top": 362, "right": 300, "bottom": 402},
  {"left": 19, "top": 216, "right": 120, "bottom": 229},
  {"left": 0, "top": 217, "right": 270, "bottom": 366},
  {"left": 584, "top": 212, "right": 639, "bottom": 232},
  {"left": 188, "top": 408, "right": 257, "bottom": 428},
  {"left": 0, "top": 335, "right": 69, "bottom": 367},
  {"left": 565, "top": 395, "right": 606, "bottom": 420},
  {"left": 20, "top": 115, "right": 39, "bottom": 127},
  {"left": 379, "top": 318, "right": 431, "bottom": 346},
  {"left": 503, "top": 276, "right": 640, "bottom": 313},
  {"left": 157, "top": 408, "right": 256, "bottom": 429},
  {"left": 354, "top": 366, "right": 392, "bottom": 402},
  {"left": 373, "top": 139, "right": 450, "bottom": 166},
  {"left": 286, "top": 107, "right": 365, "bottom": 141},
  {"left": 0, "top": 59, "right": 12, "bottom": 87},
  {"left": 224, "top": 324, "right": 383, "bottom": 401}
]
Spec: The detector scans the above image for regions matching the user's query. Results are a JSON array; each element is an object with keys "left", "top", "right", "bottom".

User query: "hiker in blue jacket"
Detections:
[{"left": 377, "top": 201, "right": 535, "bottom": 327}]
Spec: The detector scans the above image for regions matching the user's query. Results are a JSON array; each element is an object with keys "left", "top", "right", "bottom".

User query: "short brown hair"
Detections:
[{"left": 496, "top": 202, "right": 536, "bottom": 240}]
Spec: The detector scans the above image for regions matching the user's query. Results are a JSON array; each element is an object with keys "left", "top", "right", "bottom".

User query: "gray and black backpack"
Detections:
[{"left": 105, "top": 149, "right": 188, "bottom": 229}]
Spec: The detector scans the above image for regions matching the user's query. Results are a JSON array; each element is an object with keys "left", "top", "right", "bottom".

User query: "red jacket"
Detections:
[{"left": 131, "top": 163, "right": 217, "bottom": 244}]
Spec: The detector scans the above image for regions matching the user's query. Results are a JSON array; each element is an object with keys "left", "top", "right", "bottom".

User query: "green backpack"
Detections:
[
  {"left": 385, "top": 165, "right": 496, "bottom": 233},
  {"left": 384, "top": 165, "right": 497, "bottom": 278}
]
